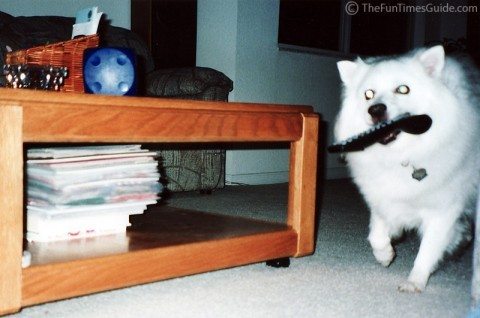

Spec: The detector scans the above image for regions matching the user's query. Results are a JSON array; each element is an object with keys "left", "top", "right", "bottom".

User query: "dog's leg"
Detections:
[
  {"left": 368, "top": 214, "right": 395, "bottom": 267},
  {"left": 398, "top": 212, "right": 460, "bottom": 293}
]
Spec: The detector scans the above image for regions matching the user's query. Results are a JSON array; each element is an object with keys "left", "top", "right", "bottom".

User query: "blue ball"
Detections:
[{"left": 83, "top": 47, "right": 136, "bottom": 95}]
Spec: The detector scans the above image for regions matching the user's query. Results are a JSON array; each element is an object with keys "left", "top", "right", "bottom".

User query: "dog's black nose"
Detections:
[{"left": 368, "top": 103, "right": 387, "bottom": 119}]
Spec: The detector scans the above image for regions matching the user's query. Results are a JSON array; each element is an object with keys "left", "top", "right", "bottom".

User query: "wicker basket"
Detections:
[{"left": 5, "top": 35, "right": 99, "bottom": 93}]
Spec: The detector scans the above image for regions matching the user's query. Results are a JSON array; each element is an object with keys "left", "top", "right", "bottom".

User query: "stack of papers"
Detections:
[{"left": 26, "top": 145, "right": 162, "bottom": 242}]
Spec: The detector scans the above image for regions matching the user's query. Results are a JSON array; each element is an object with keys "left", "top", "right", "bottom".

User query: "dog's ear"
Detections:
[
  {"left": 418, "top": 45, "right": 445, "bottom": 78},
  {"left": 337, "top": 60, "right": 359, "bottom": 84}
]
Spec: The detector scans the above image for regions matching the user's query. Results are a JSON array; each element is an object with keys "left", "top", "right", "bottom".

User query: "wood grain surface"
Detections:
[
  {"left": 287, "top": 114, "right": 319, "bottom": 256},
  {"left": 0, "top": 89, "right": 319, "bottom": 313},
  {"left": 22, "top": 103, "right": 305, "bottom": 143},
  {"left": 22, "top": 207, "right": 297, "bottom": 307},
  {"left": 0, "top": 106, "right": 23, "bottom": 315},
  {"left": 0, "top": 88, "right": 314, "bottom": 113}
]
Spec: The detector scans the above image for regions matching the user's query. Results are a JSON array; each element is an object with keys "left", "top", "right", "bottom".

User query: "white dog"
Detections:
[{"left": 334, "top": 46, "right": 480, "bottom": 292}]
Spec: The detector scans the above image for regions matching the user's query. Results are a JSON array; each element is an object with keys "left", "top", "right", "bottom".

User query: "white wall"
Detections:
[
  {"left": 197, "top": 0, "right": 347, "bottom": 184},
  {"left": 196, "top": 0, "right": 237, "bottom": 100},
  {"left": 0, "top": 0, "right": 131, "bottom": 29}
]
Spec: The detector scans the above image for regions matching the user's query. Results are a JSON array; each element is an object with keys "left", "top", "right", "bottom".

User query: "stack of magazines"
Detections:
[{"left": 26, "top": 145, "right": 162, "bottom": 242}]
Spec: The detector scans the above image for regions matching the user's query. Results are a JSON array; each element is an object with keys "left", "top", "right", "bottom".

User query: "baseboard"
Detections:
[
  {"left": 325, "top": 167, "right": 350, "bottom": 180},
  {"left": 226, "top": 171, "right": 289, "bottom": 185},
  {"left": 225, "top": 166, "right": 350, "bottom": 185}
]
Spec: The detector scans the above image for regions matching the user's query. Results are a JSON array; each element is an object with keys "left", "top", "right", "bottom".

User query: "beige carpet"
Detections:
[{"left": 8, "top": 179, "right": 473, "bottom": 318}]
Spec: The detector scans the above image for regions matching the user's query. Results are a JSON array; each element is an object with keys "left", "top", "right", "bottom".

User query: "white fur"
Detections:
[{"left": 335, "top": 46, "right": 480, "bottom": 292}]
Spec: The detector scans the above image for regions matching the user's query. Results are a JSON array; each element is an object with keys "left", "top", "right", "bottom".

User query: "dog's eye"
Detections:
[
  {"left": 364, "top": 89, "right": 375, "bottom": 100},
  {"left": 396, "top": 85, "right": 410, "bottom": 95}
]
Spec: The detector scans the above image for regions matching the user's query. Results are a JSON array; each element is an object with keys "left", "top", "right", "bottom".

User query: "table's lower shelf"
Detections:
[{"left": 22, "top": 206, "right": 298, "bottom": 307}]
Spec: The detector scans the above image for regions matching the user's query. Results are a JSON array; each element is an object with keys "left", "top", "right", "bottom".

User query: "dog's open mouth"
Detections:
[
  {"left": 372, "top": 117, "right": 401, "bottom": 145},
  {"left": 379, "top": 129, "right": 401, "bottom": 145}
]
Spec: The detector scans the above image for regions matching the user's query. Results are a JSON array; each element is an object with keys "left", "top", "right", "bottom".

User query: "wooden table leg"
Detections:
[
  {"left": 0, "top": 106, "right": 23, "bottom": 315},
  {"left": 287, "top": 113, "right": 319, "bottom": 257}
]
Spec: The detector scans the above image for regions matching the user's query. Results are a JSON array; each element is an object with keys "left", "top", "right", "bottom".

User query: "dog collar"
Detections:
[
  {"left": 412, "top": 167, "right": 427, "bottom": 181},
  {"left": 402, "top": 160, "right": 427, "bottom": 181}
]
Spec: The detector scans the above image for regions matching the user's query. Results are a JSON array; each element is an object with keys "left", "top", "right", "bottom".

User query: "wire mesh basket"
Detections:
[{"left": 5, "top": 35, "right": 99, "bottom": 93}]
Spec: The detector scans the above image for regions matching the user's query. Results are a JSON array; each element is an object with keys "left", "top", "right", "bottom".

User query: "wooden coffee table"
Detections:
[{"left": 0, "top": 88, "right": 319, "bottom": 315}]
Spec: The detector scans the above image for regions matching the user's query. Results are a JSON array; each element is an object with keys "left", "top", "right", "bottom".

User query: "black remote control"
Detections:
[{"left": 328, "top": 113, "right": 432, "bottom": 153}]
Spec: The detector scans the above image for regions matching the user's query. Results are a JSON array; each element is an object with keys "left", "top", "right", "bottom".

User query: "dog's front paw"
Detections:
[
  {"left": 397, "top": 281, "right": 424, "bottom": 293},
  {"left": 373, "top": 245, "right": 395, "bottom": 267}
]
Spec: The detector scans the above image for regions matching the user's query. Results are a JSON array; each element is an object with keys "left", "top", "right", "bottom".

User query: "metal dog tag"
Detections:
[{"left": 412, "top": 168, "right": 427, "bottom": 181}]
